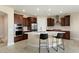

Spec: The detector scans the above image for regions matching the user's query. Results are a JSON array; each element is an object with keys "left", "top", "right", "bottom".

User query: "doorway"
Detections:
[{"left": 0, "top": 11, "right": 8, "bottom": 47}]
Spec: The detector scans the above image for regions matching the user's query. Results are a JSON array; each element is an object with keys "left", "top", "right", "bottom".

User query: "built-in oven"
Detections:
[
  {"left": 14, "top": 24, "right": 23, "bottom": 36},
  {"left": 15, "top": 31, "right": 23, "bottom": 36}
]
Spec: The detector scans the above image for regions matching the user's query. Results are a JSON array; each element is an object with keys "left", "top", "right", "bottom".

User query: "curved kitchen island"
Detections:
[{"left": 24, "top": 31, "right": 65, "bottom": 48}]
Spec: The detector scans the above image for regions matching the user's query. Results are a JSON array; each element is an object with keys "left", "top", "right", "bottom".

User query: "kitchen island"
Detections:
[{"left": 24, "top": 31, "right": 65, "bottom": 47}]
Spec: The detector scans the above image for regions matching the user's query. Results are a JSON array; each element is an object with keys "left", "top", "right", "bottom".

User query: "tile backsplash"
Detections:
[{"left": 47, "top": 25, "right": 70, "bottom": 31}]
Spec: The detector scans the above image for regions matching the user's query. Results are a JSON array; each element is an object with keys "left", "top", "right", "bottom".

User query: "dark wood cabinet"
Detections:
[
  {"left": 23, "top": 34, "right": 28, "bottom": 39},
  {"left": 31, "top": 17, "right": 37, "bottom": 23},
  {"left": 14, "top": 14, "right": 18, "bottom": 24},
  {"left": 61, "top": 17, "right": 65, "bottom": 26},
  {"left": 14, "top": 35, "right": 23, "bottom": 42},
  {"left": 19, "top": 15, "right": 23, "bottom": 24},
  {"left": 14, "top": 34, "right": 28, "bottom": 42},
  {"left": 23, "top": 18, "right": 26, "bottom": 26},
  {"left": 23, "top": 18, "right": 29, "bottom": 26},
  {"left": 65, "top": 15, "right": 70, "bottom": 26},
  {"left": 14, "top": 14, "right": 23, "bottom": 24},
  {"left": 63, "top": 31, "right": 70, "bottom": 40},
  {"left": 61, "top": 15, "right": 70, "bottom": 26},
  {"left": 47, "top": 18, "right": 54, "bottom": 26},
  {"left": 27, "top": 17, "right": 32, "bottom": 31},
  {"left": 24, "top": 17, "right": 37, "bottom": 31}
]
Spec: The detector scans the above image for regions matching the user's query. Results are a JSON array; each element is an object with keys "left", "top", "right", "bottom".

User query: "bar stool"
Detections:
[
  {"left": 52, "top": 33, "right": 65, "bottom": 52},
  {"left": 39, "top": 33, "right": 49, "bottom": 53}
]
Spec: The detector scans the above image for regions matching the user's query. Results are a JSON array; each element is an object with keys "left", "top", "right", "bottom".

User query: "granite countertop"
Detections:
[
  {"left": 46, "top": 29, "right": 70, "bottom": 32},
  {"left": 23, "top": 29, "right": 70, "bottom": 35}
]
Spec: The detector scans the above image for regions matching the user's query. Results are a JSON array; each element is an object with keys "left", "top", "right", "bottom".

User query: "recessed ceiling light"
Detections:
[
  {"left": 48, "top": 8, "right": 51, "bottom": 11},
  {"left": 60, "top": 11, "right": 63, "bottom": 13},
  {"left": 36, "top": 8, "right": 40, "bottom": 11},
  {"left": 22, "top": 9, "right": 25, "bottom": 12}
]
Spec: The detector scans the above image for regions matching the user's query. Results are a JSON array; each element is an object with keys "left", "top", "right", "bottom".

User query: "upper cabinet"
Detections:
[
  {"left": 23, "top": 18, "right": 29, "bottom": 26},
  {"left": 61, "top": 15, "right": 70, "bottom": 26},
  {"left": 31, "top": 17, "right": 37, "bottom": 23},
  {"left": 14, "top": 14, "right": 23, "bottom": 24},
  {"left": 61, "top": 17, "right": 65, "bottom": 26},
  {"left": 47, "top": 18, "right": 54, "bottom": 26},
  {"left": 23, "top": 17, "right": 37, "bottom": 31},
  {"left": 25, "top": 17, "right": 32, "bottom": 30},
  {"left": 64, "top": 15, "right": 70, "bottom": 26}
]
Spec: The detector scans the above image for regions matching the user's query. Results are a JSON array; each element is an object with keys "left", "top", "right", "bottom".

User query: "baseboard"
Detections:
[
  {"left": 71, "top": 37, "right": 79, "bottom": 40},
  {"left": 7, "top": 42, "right": 14, "bottom": 47}
]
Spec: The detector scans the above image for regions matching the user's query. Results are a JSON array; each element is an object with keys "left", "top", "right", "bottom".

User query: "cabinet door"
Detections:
[
  {"left": 47, "top": 18, "right": 54, "bottom": 26},
  {"left": 27, "top": 17, "right": 32, "bottom": 31},
  {"left": 14, "top": 35, "right": 23, "bottom": 42},
  {"left": 60, "top": 15, "right": 70, "bottom": 26},
  {"left": 19, "top": 15, "right": 23, "bottom": 24},
  {"left": 23, "top": 18, "right": 30, "bottom": 26},
  {"left": 23, "top": 34, "right": 28, "bottom": 39},
  {"left": 61, "top": 17, "right": 65, "bottom": 26},
  {"left": 50, "top": 18, "right": 54, "bottom": 26},
  {"left": 63, "top": 31, "right": 70, "bottom": 40},
  {"left": 31, "top": 17, "right": 37, "bottom": 23},
  {"left": 14, "top": 14, "right": 23, "bottom": 24},
  {"left": 14, "top": 14, "right": 19, "bottom": 24},
  {"left": 23, "top": 18, "right": 26, "bottom": 26},
  {"left": 47, "top": 18, "right": 51, "bottom": 26},
  {"left": 65, "top": 15, "right": 70, "bottom": 26}
]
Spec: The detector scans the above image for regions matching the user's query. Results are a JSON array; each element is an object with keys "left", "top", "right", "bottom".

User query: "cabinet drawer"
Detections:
[
  {"left": 14, "top": 35, "right": 23, "bottom": 42},
  {"left": 23, "top": 34, "right": 28, "bottom": 39},
  {"left": 63, "top": 31, "right": 70, "bottom": 40}
]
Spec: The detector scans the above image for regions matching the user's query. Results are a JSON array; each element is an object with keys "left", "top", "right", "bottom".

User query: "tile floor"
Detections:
[{"left": 0, "top": 39, "right": 79, "bottom": 53}]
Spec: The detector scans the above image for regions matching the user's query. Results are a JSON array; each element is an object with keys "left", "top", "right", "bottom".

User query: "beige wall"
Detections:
[
  {"left": 0, "top": 6, "right": 14, "bottom": 46},
  {"left": 0, "top": 15, "right": 8, "bottom": 43},
  {"left": 3, "top": 15, "right": 8, "bottom": 42},
  {"left": 70, "top": 13, "right": 79, "bottom": 40},
  {"left": 0, "top": 15, "right": 4, "bottom": 38}
]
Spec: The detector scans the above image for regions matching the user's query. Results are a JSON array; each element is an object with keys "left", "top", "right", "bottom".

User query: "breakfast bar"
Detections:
[{"left": 24, "top": 31, "right": 65, "bottom": 47}]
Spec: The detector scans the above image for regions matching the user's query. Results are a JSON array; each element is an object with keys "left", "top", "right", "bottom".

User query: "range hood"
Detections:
[{"left": 55, "top": 15, "right": 60, "bottom": 25}]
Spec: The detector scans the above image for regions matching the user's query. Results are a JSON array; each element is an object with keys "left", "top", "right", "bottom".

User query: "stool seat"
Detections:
[
  {"left": 40, "top": 34, "right": 48, "bottom": 40},
  {"left": 39, "top": 33, "right": 49, "bottom": 53},
  {"left": 52, "top": 33, "right": 65, "bottom": 52}
]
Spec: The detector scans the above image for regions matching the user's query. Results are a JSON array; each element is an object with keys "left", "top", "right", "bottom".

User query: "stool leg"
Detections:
[
  {"left": 39, "top": 39, "right": 40, "bottom": 53},
  {"left": 61, "top": 39, "right": 65, "bottom": 50},
  {"left": 58, "top": 39, "right": 64, "bottom": 50},
  {"left": 46, "top": 39, "right": 49, "bottom": 53},
  {"left": 47, "top": 39, "right": 50, "bottom": 53},
  {"left": 52, "top": 38, "right": 58, "bottom": 52},
  {"left": 56, "top": 38, "right": 58, "bottom": 52},
  {"left": 62, "top": 39, "right": 65, "bottom": 50}
]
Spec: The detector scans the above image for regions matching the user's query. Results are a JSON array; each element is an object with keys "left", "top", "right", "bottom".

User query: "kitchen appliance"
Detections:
[
  {"left": 23, "top": 26, "right": 28, "bottom": 31},
  {"left": 31, "top": 23, "right": 37, "bottom": 31},
  {"left": 14, "top": 24, "right": 23, "bottom": 36}
]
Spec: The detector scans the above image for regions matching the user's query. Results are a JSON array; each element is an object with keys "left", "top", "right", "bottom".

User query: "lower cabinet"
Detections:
[
  {"left": 63, "top": 31, "right": 70, "bottom": 40},
  {"left": 47, "top": 30, "right": 70, "bottom": 40},
  {"left": 14, "top": 34, "right": 28, "bottom": 42},
  {"left": 23, "top": 34, "right": 28, "bottom": 39},
  {"left": 14, "top": 35, "right": 23, "bottom": 42}
]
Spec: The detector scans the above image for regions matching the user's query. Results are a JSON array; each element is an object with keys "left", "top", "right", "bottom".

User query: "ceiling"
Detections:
[{"left": 8, "top": 5, "right": 79, "bottom": 16}]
